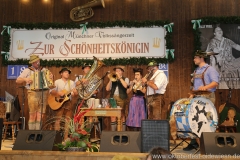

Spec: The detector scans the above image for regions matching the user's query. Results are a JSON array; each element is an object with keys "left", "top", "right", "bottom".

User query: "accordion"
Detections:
[{"left": 30, "top": 68, "right": 55, "bottom": 90}]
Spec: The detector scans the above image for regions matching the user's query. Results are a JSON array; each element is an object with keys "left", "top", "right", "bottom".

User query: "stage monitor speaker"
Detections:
[
  {"left": 0, "top": 118, "right": 3, "bottom": 150},
  {"left": 100, "top": 131, "right": 141, "bottom": 152},
  {"left": 12, "top": 130, "right": 62, "bottom": 151},
  {"left": 141, "top": 120, "right": 169, "bottom": 153},
  {"left": 200, "top": 132, "right": 240, "bottom": 155}
]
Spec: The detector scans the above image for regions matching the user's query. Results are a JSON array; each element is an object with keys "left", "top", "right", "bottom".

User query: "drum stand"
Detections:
[{"left": 170, "top": 131, "right": 199, "bottom": 154}]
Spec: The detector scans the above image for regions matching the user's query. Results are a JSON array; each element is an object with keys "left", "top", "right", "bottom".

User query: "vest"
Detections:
[{"left": 110, "top": 77, "right": 127, "bottom": 99}]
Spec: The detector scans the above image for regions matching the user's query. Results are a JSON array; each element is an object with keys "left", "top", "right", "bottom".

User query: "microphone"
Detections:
[
  {"left": 105, "top": 71, "right": 110, "bottom": 75},
  {"left": 101, "top": 71, "right": 110, "bottom": 79},
  {"left": 75, "top": 74, "right": 80, "bottom": 80}
]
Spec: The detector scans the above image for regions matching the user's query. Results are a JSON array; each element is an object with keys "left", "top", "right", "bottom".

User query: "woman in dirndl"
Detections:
[{"left": 126, "top": 68, "right": 146, "bottom": 131}]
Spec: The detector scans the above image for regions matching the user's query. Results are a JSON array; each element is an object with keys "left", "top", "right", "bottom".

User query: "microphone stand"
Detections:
[
  {"left": 39, "top": 74, "right": 45, "bottom": 130},
  {"left": 19, "top": 86, "right": 25, "bottom": 130},
  {"left": 74, "top": 75, "right": 86, "bottom": 115},
  {"left": 101, "top": 72, "right": 109, "bottom": 100}
]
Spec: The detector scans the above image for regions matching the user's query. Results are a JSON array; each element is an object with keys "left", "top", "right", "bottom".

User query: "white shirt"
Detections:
[
  {"left": 147, "top": 70, "right": 168, "bottom": 95},
  {"left": 50, "top": 79, "right": 75, "bottom": 99}
]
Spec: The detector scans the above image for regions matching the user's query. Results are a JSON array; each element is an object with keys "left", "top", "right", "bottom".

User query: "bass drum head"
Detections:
[
  {"left": 188, "top": 97, "right": 218, "bottom": 137},
  {"left": 170, "top": 98, "right": 190, "bottom": 116}
]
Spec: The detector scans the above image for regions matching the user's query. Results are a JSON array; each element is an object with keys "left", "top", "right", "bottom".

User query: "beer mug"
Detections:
[
  {"left": 87, "top": 98, "right": 95, "bottom": 108},
  {"left": 101, "top": 98, "right": 108, "bottom": 108},
  {"left": 109, "top": 98, "right": 117, "bottom": 108},
  {"left": 94, "top": 99, "right": 100, "bottom": 108}
]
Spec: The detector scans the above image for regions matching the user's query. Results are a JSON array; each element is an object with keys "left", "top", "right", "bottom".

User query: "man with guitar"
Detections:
[{"left": 49, "top": 68, "right": 78, "bottom": 140}]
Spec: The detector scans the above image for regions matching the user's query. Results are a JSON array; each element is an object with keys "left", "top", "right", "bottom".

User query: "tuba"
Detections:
[
  {"left": 70, "top": 0, "right": 105, "bottom": 22},
  {"left": 78, "top": 56, "right": 105, "bottom": 100}
]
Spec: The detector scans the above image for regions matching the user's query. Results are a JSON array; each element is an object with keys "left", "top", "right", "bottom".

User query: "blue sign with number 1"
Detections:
[{"left": 7, "top": 65, "right": 28, "bottom": 79}]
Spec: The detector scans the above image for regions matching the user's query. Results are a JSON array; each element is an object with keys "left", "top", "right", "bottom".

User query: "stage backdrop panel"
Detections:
[
  {"left": 9, "top": 27, "right": 166, "bottom": 60},
  {"left": 199, "top": 24, "right": 240, "bottom": 89}
]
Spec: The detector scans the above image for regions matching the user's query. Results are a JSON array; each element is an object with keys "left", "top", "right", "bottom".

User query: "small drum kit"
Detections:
[{"left": 170, "top": 96, "right": 218, "bottom": 139}]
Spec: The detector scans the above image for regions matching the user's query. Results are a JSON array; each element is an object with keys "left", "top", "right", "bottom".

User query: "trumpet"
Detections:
[{"left": 108, "top": 72, "right": 118, "bottom": 82}]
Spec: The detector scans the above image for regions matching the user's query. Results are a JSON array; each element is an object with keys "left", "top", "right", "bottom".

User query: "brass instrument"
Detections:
[
  {"left": 30, "top": 69, "right": 55, "bottom": 90},
  {"left": 108, "top": 72, "right": 118, "bottom": 82},
  {"left": 133, "top": 70, "right": 153, "bottom": 93},
  {"left": 78, "top": 56, "right": 105, "bottom": 99},
  {"left": 70, "top": 0, "right": 105, "bottom": 22}
]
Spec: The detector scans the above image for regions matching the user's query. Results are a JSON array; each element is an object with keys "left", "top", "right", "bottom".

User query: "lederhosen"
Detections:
[
  {"left": 147, "top": 72, "right": 164, "bottom": 120},
  {"left": 28, "top": 67, "right": 48, "bottom": 130}
]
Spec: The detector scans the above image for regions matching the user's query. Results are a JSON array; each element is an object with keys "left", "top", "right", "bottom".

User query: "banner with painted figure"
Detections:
[
  {"left": 199, "top": 24, "right": 240, "bottom": 89},
  {"left": 10, "top": 27, "right": 166, "bottom": 60}
]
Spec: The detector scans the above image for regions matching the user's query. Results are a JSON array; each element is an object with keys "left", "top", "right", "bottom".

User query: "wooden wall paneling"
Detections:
[{"left": 1, "top": 0, "right": 240, "bottom": 127}]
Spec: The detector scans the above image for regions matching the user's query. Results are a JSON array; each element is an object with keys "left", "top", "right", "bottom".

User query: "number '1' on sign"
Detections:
[{"left": 7, "top": 65, "right": 28, "bottom": 79}]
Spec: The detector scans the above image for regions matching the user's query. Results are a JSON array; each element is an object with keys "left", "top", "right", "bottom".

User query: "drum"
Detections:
[{"left": 170, "top": 97, "right": 218, "bottom": 138}]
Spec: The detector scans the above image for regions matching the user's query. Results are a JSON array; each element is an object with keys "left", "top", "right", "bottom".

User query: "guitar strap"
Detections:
[{"left": 68, "top": 80, "right": 71, "bottom": 91}]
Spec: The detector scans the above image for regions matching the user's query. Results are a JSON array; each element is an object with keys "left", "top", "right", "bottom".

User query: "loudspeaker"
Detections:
[
  {"left": 13, "top": 130, "right": 62, "bottom": 151},
  {"left": 141, "top": 120, "right": 169, "bottom": 152},
  {"left": 0, "top": 118, "right": 3, "bottom": 150},
  {"left": 100, "top": 131, "right": 141, "bottom": 152},
  {"left": 200, "top": 132, "right": 240, "bottom": 155}
]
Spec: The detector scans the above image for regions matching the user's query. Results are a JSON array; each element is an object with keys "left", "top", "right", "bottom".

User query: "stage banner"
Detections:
[
  {"left": 9, "top": 27, "right": 166, "bottom": 60},
  {"left": 198, "top": 24, "right": 240, "bottom": 89}
]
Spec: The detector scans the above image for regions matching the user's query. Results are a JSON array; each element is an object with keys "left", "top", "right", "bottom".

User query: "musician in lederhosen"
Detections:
[
  {"left": 183, "top": 50, "right": 219, "bottom": 151},
  {"left": 106, "top": 65, "right": 129, "bottom": 131},
  {"left": 75, "top": 63, "right": 99, "bottom": 107},
  {"left": 16, "top": 54, "right": 53, "bottom": 130},
  {"left": 142, "top": 61, "right": 168, "bottom": 120},
  {"left": 49, "top": 68, "right": 78, "bottom": 140}
]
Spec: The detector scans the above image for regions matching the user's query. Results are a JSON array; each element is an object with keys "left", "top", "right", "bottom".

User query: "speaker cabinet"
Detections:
[
  {"left": 141, "top": 120, "right": 169, "bottom": 152},
  {"left": 200, "top": 132, "right": 240, "bottom": 155},
  {"left": 13, "top": 130, "right": 62, "bottom": 151},
  {"left": 100, "top": 131, "right": 141, "bottom": 152}
]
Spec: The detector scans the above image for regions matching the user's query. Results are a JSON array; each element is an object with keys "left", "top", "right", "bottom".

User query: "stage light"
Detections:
[{"left": 21, "top": 0, "right": 29, "bottom": 2}]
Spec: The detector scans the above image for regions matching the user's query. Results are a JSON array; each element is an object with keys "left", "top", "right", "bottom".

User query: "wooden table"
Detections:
[{"left": 82, "top": 108, "right": 122, "bottom": 131}]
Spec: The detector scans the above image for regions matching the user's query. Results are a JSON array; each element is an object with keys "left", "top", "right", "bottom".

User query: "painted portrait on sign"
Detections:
[{"left": 199, "top": 24, "right": 240, "bottom": 89}]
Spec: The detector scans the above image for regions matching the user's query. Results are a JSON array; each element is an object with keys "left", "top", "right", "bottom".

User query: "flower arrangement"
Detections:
[{"left": 55, "top": 100, "right": 99, "bottom": 152}]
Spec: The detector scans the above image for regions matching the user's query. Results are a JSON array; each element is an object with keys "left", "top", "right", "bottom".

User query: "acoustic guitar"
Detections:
[{"left": 48, "top": 89, "right": 73, "bottom": 110}]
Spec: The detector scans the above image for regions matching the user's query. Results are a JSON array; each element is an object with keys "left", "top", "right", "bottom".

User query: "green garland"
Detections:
[
  {"left": 1, "top": 20, "right": 174, "bottom": 67},
  {"left": 193, "top": 16, "right": 240, "bottom": 53}
]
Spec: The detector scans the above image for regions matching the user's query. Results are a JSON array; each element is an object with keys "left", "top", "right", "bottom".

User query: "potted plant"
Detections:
[{"left": 55, "top": 100, "right": 99, "bottom": 152}]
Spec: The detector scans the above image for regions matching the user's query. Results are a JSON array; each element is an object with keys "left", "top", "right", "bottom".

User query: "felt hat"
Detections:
[
  {"left": 82, "top": 63, "right": 92, "bottom": 70},
  {"left": 29, "top": 54, "right": 40, "bottom": 64},
  {"left": 194, "top": 50, "right": 208, "bottom": 58},
  {"left": 113, "top": 65, "right": 125, "bottom": 72},
  {"left": 147, "top": 61, "right": 159, "bottom": 69},
  {"left": 59, "top": 67, "right": 71, "bottom": 74}
]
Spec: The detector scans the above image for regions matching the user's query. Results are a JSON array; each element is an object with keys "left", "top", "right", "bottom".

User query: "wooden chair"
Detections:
[{"left": 0, "top": 101, "right": 21, "bottom": 142}]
